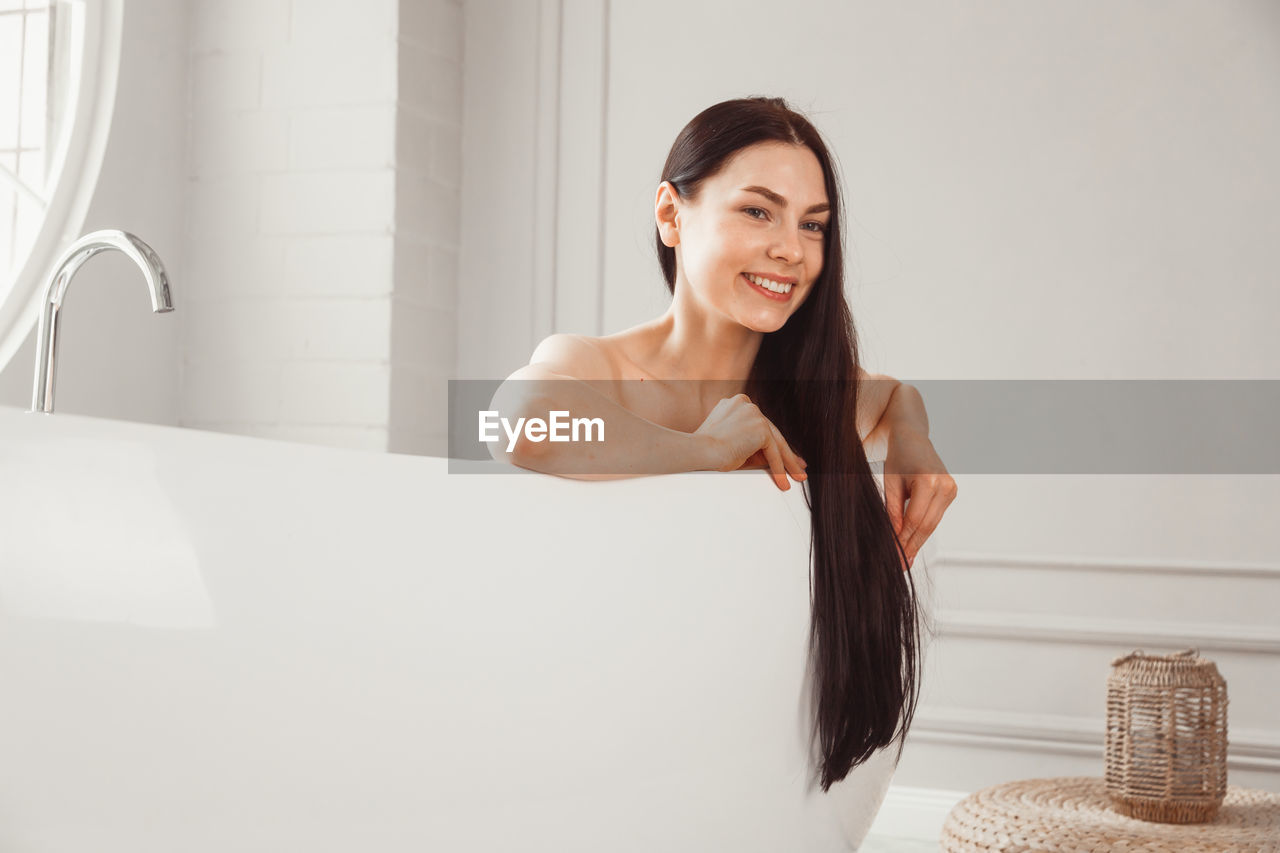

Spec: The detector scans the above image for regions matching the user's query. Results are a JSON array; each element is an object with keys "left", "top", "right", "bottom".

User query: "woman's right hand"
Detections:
[{"left": 693, "top": 394, "right": 808, "bottom": 490}]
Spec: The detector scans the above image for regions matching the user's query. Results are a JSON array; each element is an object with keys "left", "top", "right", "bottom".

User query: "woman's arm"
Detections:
[
  {"left": 859, "top": 375, "right": 957, "bottom": 570},
  {"left": 490, "top": 334, "right": 715, "bottom": 480},
  {"left": 490, "top": 363, "right": 713, "bottom": 480},
  {"left": 491, "top": 335, "right": 806, "bottom": 489},
  {"left": 880, "top": 383, "right": 932, "bottom": 443},
  {"left": 856, "top": 367, "right": 901, "bottom": 462}
]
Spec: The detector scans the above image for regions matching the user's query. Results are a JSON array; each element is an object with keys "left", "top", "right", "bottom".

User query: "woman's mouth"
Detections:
[{"left": 741, "top": 273, "right": 794, "bottom": 301}]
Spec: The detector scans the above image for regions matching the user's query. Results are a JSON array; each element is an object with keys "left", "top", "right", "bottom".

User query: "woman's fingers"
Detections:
[
  {"left": 898, "top": 475, "right": 958, "bottom": 564},
  {"left": 702, "top": 394, "right": 806, "bottom": 489},
  {"left": 883, "top": 474, "right": 906, "bottom": 536},
  {"left": 767, "top": 421, "right": 807, "bottom": 482},
  {"left": 885, "top": 475, "right": 928, "bottom": 570},
  {"left": 895, "top": 484, "right": 932, "bottom": 571},
  {"left": 759, "top": 433, "right": 791, "bottom": 490}
]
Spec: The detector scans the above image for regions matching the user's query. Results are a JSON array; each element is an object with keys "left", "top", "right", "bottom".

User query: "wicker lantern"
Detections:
[{"left": 1105, "top": 648, "right": 1228, "bottom": 823}]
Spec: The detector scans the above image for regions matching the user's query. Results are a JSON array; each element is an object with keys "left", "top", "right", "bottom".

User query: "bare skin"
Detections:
[{"left": 498, "top": 140, "right": 955, "bottom": 566}]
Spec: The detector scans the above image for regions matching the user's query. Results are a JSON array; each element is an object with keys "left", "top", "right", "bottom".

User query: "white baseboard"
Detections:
[
  {"left": 936, "top": 608, "right": 1280, "bottom": 654},
  {"left": 936, "top": 550, "right": 1280, "bottom": 579},
  {"left": 865, "top": 785, "right": 968, "bottom": 842}
]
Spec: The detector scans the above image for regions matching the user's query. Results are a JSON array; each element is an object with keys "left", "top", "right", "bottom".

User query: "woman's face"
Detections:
[{"left": 658, "top": 141, "right": 830, "bottom": 333}]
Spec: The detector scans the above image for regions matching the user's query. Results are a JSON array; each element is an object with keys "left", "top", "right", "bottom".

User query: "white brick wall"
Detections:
[
  {"left": 190, "top": 0, "right": 290, "bottom": 52},
  {"left": 283, "top": 235, "right": 395, "bottom": 298},
  {"left": 289, "top": 105, "right": 396, "bottom": 170},
  {"left": 182, "top": 0, "right": 463, "bottom": 454},
  {"left": 390, "top": 0, "right": 462, "bottom": 455},
  {"left": 259, "top": 171, "right": 397, "bottom": 234}
]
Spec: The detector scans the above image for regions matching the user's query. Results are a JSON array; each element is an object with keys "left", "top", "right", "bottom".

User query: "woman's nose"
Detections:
[{"left": 769, "top": 226, "right": 804, "bottom": 264}]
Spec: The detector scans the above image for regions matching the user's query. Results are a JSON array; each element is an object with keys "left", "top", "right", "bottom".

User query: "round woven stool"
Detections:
[{"left": 940, "top": 777, "right": 1280, "bottom": 852}]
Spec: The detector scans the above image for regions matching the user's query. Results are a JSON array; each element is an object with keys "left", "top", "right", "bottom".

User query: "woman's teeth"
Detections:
[{"left": 746, "top": 273, "right": 793, "bottom": 294}]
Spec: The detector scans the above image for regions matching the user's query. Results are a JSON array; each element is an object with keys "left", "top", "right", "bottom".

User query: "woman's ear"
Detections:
[{"left": 655, "top": 181, "right": 681, "bottom": 248}]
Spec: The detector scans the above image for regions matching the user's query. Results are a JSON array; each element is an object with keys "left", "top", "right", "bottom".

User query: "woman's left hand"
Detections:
[{"left": 882, "top": 428, "right": 957, "bottom": 571}]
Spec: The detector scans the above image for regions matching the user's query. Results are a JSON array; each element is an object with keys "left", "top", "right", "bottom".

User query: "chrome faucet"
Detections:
[{"left": 30, "top": 229, "right": 173, "bottom": 413}]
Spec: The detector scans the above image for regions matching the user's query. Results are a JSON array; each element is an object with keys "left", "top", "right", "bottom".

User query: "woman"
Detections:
[{"left": 492, "top": 97, "right": 956, "bottom": 791}]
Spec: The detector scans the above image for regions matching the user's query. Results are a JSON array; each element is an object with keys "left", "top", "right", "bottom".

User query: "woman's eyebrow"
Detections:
[{"left": 741, "top": 185, "right": 830, "bottom": 215}]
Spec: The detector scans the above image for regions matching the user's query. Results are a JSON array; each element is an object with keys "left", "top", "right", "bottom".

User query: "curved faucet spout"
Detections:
[{"left": 30, "top": 230, "right": 174, "bottom": 414}]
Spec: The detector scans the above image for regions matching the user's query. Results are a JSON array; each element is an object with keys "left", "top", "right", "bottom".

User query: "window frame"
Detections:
[{"left": 0, "top": 0, "right": 122, "bottom": 376}]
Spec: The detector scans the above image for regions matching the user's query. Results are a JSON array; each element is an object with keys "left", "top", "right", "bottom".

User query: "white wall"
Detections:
[
  {"left": 458, "top": 0, "right": 607, "bottom": 379},
  {"left": 0, "top": 0, "right": 464, "bottom": 456},
  {"left": 459, "top": 0, "right": 1280, "bottom": 797},
  {"left": 391, "top": 0, "right": 464, "bottom": 454},
  {"left": 181, "top": 0, "right": 462, "bottom": 455}
]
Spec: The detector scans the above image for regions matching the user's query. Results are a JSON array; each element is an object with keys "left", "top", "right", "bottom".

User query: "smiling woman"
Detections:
[
  {"left": 492, "top": 96, "right": 958, "bottom": 794},
  {"left": 655, "top": 141, "right": 830, "bottom": 336}
]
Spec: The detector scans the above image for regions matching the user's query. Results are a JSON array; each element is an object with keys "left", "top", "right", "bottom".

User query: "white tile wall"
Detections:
[
  {"left": 184, "top": 235, "right": 286, "bottom": 298},
  {"left": 388, "top": 364, "right": 449, "bottom": 455},
  {"left": 393, "top": 239, "right": 457, "bottom": 312},
  {"left": 400, "top": 0, "right": 462, "bottom": 63},
  {"left": 182, "top": 360, "right": 285, "bottom": 424},
  {"left": 394, "top": 172, "right": 459, "bottom": 245},
  {"left": 190, "top": 53, "right": 262, "bottom": 114},
  {"left": 184, "top": 298, "right": 392, "bottom": 363},
  {"left": 259, "top": 171, "right": 396, "bottom": 234},
  {"left": 182, "top": 0, "right": 463, "bottom": 453},
  {"left": 189, "top": 109, "right": 290, "bottom": 175},
  {"left": 394, "top": 106, "right": 437, "bottom": 174},
  {"left": 283, "top": 235, "right": 395, "bottom": 298},
  {"left": 185, "top": 176, "right": 261, "bottom": 237},
  {"left": 278, "top": 361, "right": 391, "bottom": 424},
  {"left": 390, "top": 299, "right": 455, "bottom": 369},
  {"left": 190, "top": 0, "right": 289, "bottom": 52},
  {"left": 261, "top": 48, "right": 398, "bottom": 109},
  {"left": 398, "top": 43, "right": 463, "bottom": 120},
  {"left": 289, "top": 105, "right": 396, "bottom": 170},
  {"left": 429, "top": 122, "right": 462, "bottom": 188},
  {"left": 391, "top": 0, "right": 462, "bottom": 456},
  {"left": 289, "top": 0, "right": 398, "bottom": 48}
]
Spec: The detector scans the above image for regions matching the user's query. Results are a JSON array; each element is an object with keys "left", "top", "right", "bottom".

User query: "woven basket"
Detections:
[
  {"left": 940, "top": 777, "right": 1280, "bottom": 853},
  {"left": 1105, "top": 648, "right": 1228, "bottom": 823}
]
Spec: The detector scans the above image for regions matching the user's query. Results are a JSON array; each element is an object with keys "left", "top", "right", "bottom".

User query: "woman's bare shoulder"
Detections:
[
  {"left": 524, "top": 333, "right": 622, "bottom": 381},
  {"left": 515, "top": 324, "right": 659, "bottom": 384}
]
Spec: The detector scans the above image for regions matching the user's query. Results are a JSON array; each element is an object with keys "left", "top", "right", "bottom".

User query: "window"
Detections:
[
  {"left": 0, "top": 0, "right": 119, "bottom": 370},
  {"left": 0, "top": 0, "right": 53, "bottom": 279}
]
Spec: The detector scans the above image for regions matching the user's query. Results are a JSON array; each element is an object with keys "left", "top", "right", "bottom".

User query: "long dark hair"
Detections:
[{"left": 655, "top": 97, "right": 921, "bottom": 792}]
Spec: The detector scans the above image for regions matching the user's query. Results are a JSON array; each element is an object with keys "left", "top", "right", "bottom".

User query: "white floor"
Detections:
[
  {"left": 860, "top": 784, "right": 966, "bottom": 852},
  {"left": 859, "top": 834, "right": 941, "bottom": 852}
]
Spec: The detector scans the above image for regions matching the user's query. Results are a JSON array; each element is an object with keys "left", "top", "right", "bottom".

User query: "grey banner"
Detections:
[{"left": 448, "top": 379, "right": 1280, "bottom": 474}]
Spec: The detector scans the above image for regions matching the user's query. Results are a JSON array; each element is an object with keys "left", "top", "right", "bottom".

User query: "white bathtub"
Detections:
[{"left": 0, "top": 405, "right": 898, "bottom": 851}]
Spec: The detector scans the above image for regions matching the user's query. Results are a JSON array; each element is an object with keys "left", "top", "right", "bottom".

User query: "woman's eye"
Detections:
[{"left": 744, "top": 207, "right": 825, "bottom": 233}]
